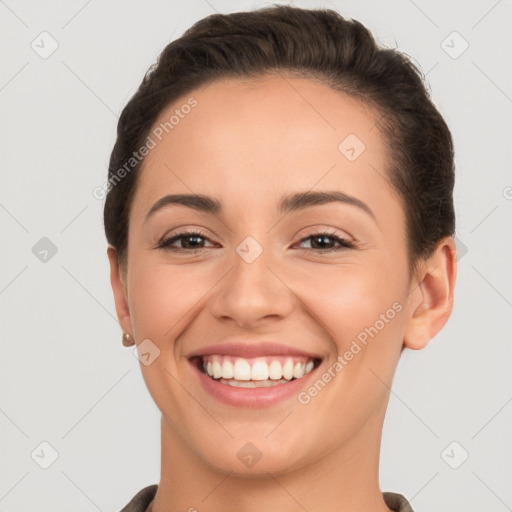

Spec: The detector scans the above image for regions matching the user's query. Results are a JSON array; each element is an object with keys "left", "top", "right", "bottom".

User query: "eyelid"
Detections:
[
  {"left": 294, "top": 225, "right": 354, "bottom": 243},
  {"left": 156, "top": 228, "right": 213, "bottom": 250},
  {"left": 294, "top": 230, "right": 355, "bottom": 251},
  {"left": 157, "top": 224, "right": 215, "bottom": 242},
  {"left": 157, "top": 227, "right": 356, "bottom": 253}
]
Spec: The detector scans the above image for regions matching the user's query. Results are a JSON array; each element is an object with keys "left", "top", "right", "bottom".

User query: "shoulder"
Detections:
[
  {"left": 118, "top": 486, "right": 412, "bottom": 512},
  {"left": 119, "top": 484, "right": 158, "bottom": 512},
  {"left": 383, "top": 491, "right": 415, "bottom": 512}
]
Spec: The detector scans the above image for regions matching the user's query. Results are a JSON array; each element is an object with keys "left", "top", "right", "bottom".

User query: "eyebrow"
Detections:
[{"left": 144, "top": 190, "right": 375, "bottom": 223}]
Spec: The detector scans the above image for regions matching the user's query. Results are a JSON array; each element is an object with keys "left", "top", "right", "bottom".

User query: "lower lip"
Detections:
[{"left": 191, "top": 360, "right": 319, "bottom": 408}]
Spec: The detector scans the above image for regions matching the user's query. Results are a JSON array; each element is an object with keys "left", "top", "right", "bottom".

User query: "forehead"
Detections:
[{"left": 131, "top": 74, "right": 400, "bottom": 223}]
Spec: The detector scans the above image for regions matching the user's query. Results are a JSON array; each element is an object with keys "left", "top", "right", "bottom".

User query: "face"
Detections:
[{"left": 112, "top": 74, "right": 420, "bottom": 476}]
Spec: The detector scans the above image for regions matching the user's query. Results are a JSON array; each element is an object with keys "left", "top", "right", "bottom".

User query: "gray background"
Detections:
[{"left": 1, "top": 0, "right": 511, "bottom": 511}]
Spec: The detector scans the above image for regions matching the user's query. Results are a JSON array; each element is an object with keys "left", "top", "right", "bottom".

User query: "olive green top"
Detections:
[{"left": 119, "top": 484, "right": 415, "bottom": 512}]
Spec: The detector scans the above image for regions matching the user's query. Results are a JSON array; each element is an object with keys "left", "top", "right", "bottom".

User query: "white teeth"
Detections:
[
  {"left": 268, "top": 360, "right": 283, "bottom": 380},
  {"left": 282, "top": 359, "right": 294, "bottom": 380},
  {"left": 212, "top": 359, "right": 222, "bottom": 379},
  {"left": 251, "top": 360, "right": 269, "bottom": 381},
  {"left": 202, "top": 355, "right": 317, "bottom": 383},
  {"left": 218, "top": 377, "right": 289, "bottom": 388},
  {"left": 233, "top": 380, "right": 257, "bottom": 388},
  {"left": 293, "top": 362, "right": 305, "bottom": 379},
  {"left": 233, "top": 358, "right": 251, "bottom": 380},
  {"left": 222, "top": 359, "right": 234, "bottom": 379}
]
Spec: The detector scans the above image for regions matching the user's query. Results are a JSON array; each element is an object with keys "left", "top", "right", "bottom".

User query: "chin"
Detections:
[{"left": 202, "top": 448, "right": 307, "bottom": 479}]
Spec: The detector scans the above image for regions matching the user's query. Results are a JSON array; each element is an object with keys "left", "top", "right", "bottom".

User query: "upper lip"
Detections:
[{"left": 187, "top": 341, "right": 322, "bottom": 360}]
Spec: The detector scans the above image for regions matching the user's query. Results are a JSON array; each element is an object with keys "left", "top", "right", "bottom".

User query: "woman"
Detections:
[{"left": 104, "top": 5, "right": 457, "bottom": 512}]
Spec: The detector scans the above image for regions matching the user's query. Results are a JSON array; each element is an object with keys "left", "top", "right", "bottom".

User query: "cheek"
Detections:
[
  {"left": 128, "top": 262, "right": 207, "bottom": 341},
  {"left": 126, "top": 262, "right": 210, "bottom": 413},
  {"left": 292, "top": 261, "right": 407, "bottom": 350}
]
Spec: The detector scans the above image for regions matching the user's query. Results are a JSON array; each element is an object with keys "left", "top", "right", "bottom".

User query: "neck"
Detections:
[{"left": 150, "top": 413, "right": 392, "bottom": 512}]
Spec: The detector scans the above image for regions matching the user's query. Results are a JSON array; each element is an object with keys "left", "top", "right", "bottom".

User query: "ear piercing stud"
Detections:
[{"left": 122, "top": 332, "right": 135, "bottom": 347}]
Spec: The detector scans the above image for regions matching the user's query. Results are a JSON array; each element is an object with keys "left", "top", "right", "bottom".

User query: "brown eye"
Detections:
[
  {"left": 157, "top": 231, "right": 215, "bottom": 252},
  {"left": 296, "top": 232, "right": 354, "bottom": 252}
]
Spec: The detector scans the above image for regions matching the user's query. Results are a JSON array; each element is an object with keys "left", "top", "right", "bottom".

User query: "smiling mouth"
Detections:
[{"left": 192, "top": 354, "right": 322, "bottom": 388}]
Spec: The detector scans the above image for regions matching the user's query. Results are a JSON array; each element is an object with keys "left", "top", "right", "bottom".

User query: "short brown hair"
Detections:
[{"left": 104, "top": 4, "right": 455, "bottom": 272}]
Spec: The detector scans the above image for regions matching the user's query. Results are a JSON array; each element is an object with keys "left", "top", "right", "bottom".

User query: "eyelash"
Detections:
[{"left": 156, "top": 230, "right": 355, "bottom": 253}]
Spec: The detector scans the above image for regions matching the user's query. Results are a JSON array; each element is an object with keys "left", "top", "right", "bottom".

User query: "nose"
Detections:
[{"left": 208, "top": 239, "right": 295, "bottom": 329}]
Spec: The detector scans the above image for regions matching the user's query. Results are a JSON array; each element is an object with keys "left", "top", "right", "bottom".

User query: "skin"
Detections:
[{"left": 108, "top": 74, "right": 457, "bottom": 512}]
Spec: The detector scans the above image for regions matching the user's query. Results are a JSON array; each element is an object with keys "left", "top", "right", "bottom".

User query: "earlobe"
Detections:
[
  {"left": 107, "top": 245, "right": 134, "bottom": 337},
  {"left": 403, "top": 237, "right": 457, "bottom": 350}
]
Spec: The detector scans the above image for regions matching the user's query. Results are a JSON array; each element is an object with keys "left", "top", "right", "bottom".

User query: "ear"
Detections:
[
  {"left": 403, "top": 236, "right": 457, "bottom": 350},
  {"left": 107, "top": 245, "right": 134, "bottom": 337}
]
